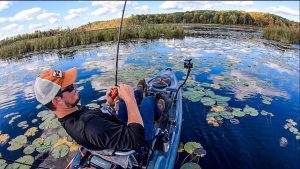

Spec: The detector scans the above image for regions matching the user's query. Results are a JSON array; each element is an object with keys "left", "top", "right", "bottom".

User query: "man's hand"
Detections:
[{"left": 117, "top": 84, "right": 136, "bottom": 104}]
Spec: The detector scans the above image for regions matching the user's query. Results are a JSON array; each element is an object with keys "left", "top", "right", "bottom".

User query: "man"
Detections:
[{"left": 34, "top": 67, "right": 164, "bottom": 151}]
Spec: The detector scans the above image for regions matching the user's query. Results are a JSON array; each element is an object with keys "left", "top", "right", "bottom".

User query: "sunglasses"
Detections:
[{"left": 56, "top": 84, "right": 75, "bottom": 96}]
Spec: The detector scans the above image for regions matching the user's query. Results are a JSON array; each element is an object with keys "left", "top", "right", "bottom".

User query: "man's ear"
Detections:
[{"left": 52, "top": 96, "right": 62, "bottom": 106}]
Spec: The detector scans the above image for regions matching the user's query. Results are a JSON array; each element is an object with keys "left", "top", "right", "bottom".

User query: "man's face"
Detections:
[{"left": 59, "top": 84, "right": 80, "bottom": 108}]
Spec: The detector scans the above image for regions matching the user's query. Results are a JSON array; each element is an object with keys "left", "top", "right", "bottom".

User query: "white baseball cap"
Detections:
[{"left": 34, "top": 67, "right": 77, "bottom": 105}]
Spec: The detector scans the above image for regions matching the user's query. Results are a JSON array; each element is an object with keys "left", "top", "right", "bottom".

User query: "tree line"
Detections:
[
  {"left": 0, "top": 10, "right": 299, "bottom": 59},
  {"left": 0, "top": 25, "right": 184, "bottom": 60}
]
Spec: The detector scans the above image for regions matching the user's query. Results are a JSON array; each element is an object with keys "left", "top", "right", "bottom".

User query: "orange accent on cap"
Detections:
[{"left": 38, "top": 67, "right": 77, "bottom": 88}]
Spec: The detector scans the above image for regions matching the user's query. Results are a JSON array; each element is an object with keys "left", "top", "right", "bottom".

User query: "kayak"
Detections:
[
  {"left": 66, "top": 68, "right": 182, "bottom": 169},
  {"left": 146, "top": 68, "right": 182, "bottom": 169}
]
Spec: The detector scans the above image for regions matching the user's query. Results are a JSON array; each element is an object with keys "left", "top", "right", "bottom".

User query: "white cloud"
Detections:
[
  {"left": 159, "top": 1, "right": 182, "bottom": 10},
  {"left": 0, "top": 1, "right": 12, "bottom": 12},
  {"left": 28, "top": 23, "right": 46, "bottom": 30},
  {"left": 244, "top": 8, "right": 262, "bottom": 13},
  {"left": 69, "top": 7, "right": 89, "bottom": 14},
  {"left": 9, "top": 7, "right": 42, "bottom": 22},
  {"left": 202, "top": 4, "right": 213, "bottom": 10},
  {"left": 64, "top": 14, "right": 79, "bottom": 20},
  {"left": 267, "top": 6, "right": 299, "bottom": 16},
  {"left": 91, "top": 7, "right": 109, "bottom": 16},
  {"left": 49, "top": 18, "right": 60, "bottom": 24},
  {"left": 2, "top": 24, "right": 24, "bottom": 32},
  {"left": 223, "top": 1, "right": 254, "bottom": 6},
  {"left": 134, "top": 5, "right": 149, "bottom": 12},
  {"left": 36, "top": 12, "right": 59, "bottom": 20},
  {"left": 0, "top": 17, "right": 6, "bottom": 23},
  {"left": 91, "top": 1, "right": 123, "bottom": 8}
]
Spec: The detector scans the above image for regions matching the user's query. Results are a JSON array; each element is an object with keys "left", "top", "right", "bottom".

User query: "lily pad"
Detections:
[
  {"left": 183, "top": 90, "right": 205, "bottom": 102},
  {"left": 51, "top": 144, "right": 69, "bottom": 159},
  {"left": 44, "top": 134, "right": 59, "bottom": 146},
  {"left": 17, "top": 121, "right": 29, "bottom": 129},
  {"left": 36, "top": 145, "right": 51, "bottom": 153},
  {"left": 210, "top": 84, "right": 221, "bottom": 89},
  {"left": 230, "top": 118, "right": 240, "bottom": 124},
  {"left": 184, "top": 142, "right": 202, "bottom": 154},
  {"left": 36, "top": 104, "right": 43, "bottom": 109},
  {"left": 220, "top": 111, "right": 234, "bottom": 119},
  {"left": 58, "top": 128, "right": 68, "bottom": 137},
  {"left": 177, "top": 142, "right": 184, "bottom": 153},
  {"left": 24, "top": 127, "right": 38, "bottom": 137},
  {"left": 232, "top": 108, "right": 245, "bottom": 117},
  {"left": 8, "top": 115, "right": 21, "bottom": 125},
  {"left": 279, "top": 137, "right": 288, "bottom": 147},
  {"left": 39, "top": 118, "right": 61, "bottom": 130},
  {"left": 0, "top": 134, "right": 10, "bottom": 146},
  {"left": 296, "top": 135, "right": 300, "bottom": 140},
  {"left": 32, "top": 138, "right": 44, "bottom": 147},
  {"left": 214, "top": 95, "right": 231, "bottom": 102},
  {"left": 0, "top": 159, "right": 7, "bottom": 168},
  {"left": 180, "top": 162, "right": 201, "bottom": 169},
  {"left": 261, "top": 110, "right": 268, "bottom": 116},
  {"left": 31, "top": 119, "right": 38, "bottom": 123},
  {"left": 7, "top": 135, "right": 27, "bottom": 151},
  {"left": 200, "top": 97, "right": 216, "bottom": 106},
  {"left": 10, "top": 155, "right": 34, "bottom": 169},
  {"left": 243, "top": 105, "right": 259, "bottom": 116},
  {"left": 193, "top": 147, "right": 206, "bottom": 157},
  {"left": 23, "top": 145, "right": 36, "bottom": 155},
  {"left": 211, "top": 106, "right": 225, "bottom": 112}
]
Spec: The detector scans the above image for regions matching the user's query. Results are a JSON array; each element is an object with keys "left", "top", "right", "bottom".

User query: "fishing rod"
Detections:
[{"left": 110, "top": 0, "right": 127, "bottom": 99}]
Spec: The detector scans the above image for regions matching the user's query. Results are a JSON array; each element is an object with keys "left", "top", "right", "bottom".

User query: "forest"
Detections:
[{"left": 0, "top": 10, "right": 299, "bottom": 59}]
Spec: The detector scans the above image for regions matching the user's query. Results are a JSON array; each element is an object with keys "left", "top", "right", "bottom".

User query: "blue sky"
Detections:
[{"left": 0, "top": 1, "right": 299, "bottom": 40}]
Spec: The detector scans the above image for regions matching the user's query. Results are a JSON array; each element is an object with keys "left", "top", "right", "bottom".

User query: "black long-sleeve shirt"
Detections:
[{"left": 58, "top": 106, "right": 145, "bottom": 151}]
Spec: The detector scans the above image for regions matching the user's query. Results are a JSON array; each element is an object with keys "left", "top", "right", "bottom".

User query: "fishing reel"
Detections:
[
  {"left": 110, "top": 87, "right": 118, "bottom": 100},
  {"left": 184, "top": 59, "right": 193, "bottom": 69}
]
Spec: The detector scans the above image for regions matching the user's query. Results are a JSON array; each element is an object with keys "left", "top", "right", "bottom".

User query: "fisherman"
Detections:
[{"left": 33, "top": 67, "right": 165, "bottom": 151}]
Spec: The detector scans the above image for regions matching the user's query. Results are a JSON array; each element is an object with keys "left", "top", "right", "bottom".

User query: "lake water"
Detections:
[{"left": 0, "top": 29, "right": 299, "bottom": 169}]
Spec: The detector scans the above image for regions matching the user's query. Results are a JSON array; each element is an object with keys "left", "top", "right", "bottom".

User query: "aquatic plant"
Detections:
[
  {"left": 7, "top": 135, "right": 27, "bottom": 151},
  {"left": 220, "top": 111, "right": 234, "bottom": 119},
  {"left": 180, "top": 162, "right": 201, "bottom": 169},
  {"left": 0, "top": 134, "right": 9, "bottom": 145},
  {"left": 279, "top": 137, "right": 288, "bottom": 147},
  {"left": 36, "top": 104, "right": 43, "bottom": 109},
  {"left": 8, "top": 115, "right": 21, "bottom": 125},
  {"left": 24, "top": 127, "right": 38, "bottom": 137},
  {"left": 17, "top": 121, "right": 29, "bottom": 129},
  {"left": 230, "top": 118, "right": 240, "bottom": 124},
  {"left": 284, "top": 119, "right": 299, "bottom": 140},
  {"left": 243, "top": 105, "right": 259, "bottom": 116},
  {"left": 8, "top": 155, "right": 34, "bottom": 169},
  {"left": 200, "top": 97, "right": 216, "bottom": 106},
  {"left": 51, "top": 144, "right": 69, "bottom": 159},
  {"left": 210, "top": 105, "right": 225, "bottom": 112},
  {"left": 232, "top": 108, "right": 245, "bottom": 117},
  {"left": 262, "top": 96, "right": 272, "bottom": 105},
  {"left": 23, "top": 145, "right": 36, "bottom": 155},
  {"left": 44, "top": 134, "right": 59, "bottom": 146}
]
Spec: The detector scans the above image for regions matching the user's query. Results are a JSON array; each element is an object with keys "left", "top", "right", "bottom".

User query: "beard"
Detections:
[{"left": 64, "top": 94, "right": 81, "bottom": 108}]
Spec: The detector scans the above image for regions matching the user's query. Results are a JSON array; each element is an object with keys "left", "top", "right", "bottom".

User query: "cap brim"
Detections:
[{"left": 61, "top": 67, "right": 77, "bottom": 88}]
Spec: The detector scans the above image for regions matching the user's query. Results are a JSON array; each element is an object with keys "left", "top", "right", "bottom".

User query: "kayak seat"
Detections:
[{"left": 88, "top": 149, "right": 138, "bottom": 169}]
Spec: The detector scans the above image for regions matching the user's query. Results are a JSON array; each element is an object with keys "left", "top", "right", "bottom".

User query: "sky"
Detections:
[{"left": 0, "top": 1, "right": 299, "bottom": 40}]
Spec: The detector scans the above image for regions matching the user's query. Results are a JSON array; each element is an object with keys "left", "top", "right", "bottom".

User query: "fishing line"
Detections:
[
  {"left": 0, "top": 157, "right": 50, "bottom": 169},
  {"left": 115, "top": 0, "right": 127, "bottom": 86}
]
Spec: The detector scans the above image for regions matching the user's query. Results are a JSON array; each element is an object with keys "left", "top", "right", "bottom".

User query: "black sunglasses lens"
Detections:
[{"left": 66, "top": 84, "right": 74, "bottom": 92}]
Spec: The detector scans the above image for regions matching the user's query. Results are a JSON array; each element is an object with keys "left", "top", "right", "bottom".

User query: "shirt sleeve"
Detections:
[{"left": 84, "top": 117, "right": 145, "bottom": 151}]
